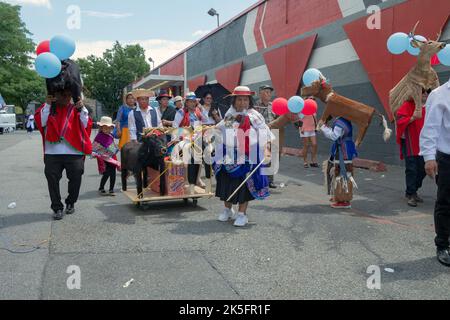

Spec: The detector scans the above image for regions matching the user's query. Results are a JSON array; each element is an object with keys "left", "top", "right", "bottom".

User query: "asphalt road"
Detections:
[{"left": 0, "top": 131, "right": 449, "bottom": 300}]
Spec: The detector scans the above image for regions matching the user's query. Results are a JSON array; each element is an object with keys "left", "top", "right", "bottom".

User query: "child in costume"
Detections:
[
  {"left": 320, "top": 117, "right": 358, "bottom": 209},
  {"left": 92, "top": 117, "right": 121, "bottom": 196}
]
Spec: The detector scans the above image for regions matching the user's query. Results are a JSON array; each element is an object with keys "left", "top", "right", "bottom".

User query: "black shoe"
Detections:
[
  {"left": 269, "top": 182, "right": 277, "bottom": 189},
  {"left": 65, "top": 204, "right": 75, "bottom": 215},
  {"left": 437, "top": 249, "right": 450, "bottom": 267},
  {"left": 414, "top": 194, "right": 424, "bottom": 203},
  {"left": 406, "top": 196, "right": 417, "bottom": 207},
  {"left": 53, "top": 210, "right": 64, "bottom": 221}
]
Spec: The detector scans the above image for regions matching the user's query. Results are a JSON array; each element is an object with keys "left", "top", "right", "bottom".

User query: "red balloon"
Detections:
[
  {"left": 302, "top": 99, "right": 318, "bottom": 116},
  {"left": 36, "top": 40, "right": 50, "bottom": 56},
  {"left": 431, "top": 54, "right": 440, "bottom": 66},
  {"left": 272, "top": 98, "right": 289, "bottom": 116}
]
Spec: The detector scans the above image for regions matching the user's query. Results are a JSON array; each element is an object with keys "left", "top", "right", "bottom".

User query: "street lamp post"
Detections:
[
  {"left": 208, "top": 8, "right": 220, "bottom": 28},
  {"left": 148, "top": 57, "right": 155, "bottom": 70}
]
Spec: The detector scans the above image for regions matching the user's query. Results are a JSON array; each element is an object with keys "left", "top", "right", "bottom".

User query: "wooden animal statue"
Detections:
[
  {"left": 301, "top": 79, "right": 392, "bottom": 147},
  {"left": 389, "top": 21, "right": 446, "bottom": 119},
  {"left": 121, "top": 134, "right": 168, "bottom": 198},
  {"left": 46, "top": 59, "right": 83, "bottom": 115}
]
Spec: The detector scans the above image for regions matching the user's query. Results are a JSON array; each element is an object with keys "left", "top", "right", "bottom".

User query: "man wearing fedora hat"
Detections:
[
  {"left": 173, "top": 96, "right": 184, "bottom": 111},
  {"left": 128, "top": 89, "right": 162, "bottom": 142},
  {"left": 255, "top": 85, "right": 277, "bottom": 189},
  {"left": 35, "top": 91, "right": 92, "bottom": 220},
  {"left": 157, "top": 91, "right": 176, "bottom": 127}
]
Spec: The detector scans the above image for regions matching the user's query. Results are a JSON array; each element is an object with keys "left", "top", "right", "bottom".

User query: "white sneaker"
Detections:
[
  {"left": 233, "top": 213, "right": 249, "bottom": 227},
  {"left": 218, "top": 208, "right": 236, "bottom": 222}
]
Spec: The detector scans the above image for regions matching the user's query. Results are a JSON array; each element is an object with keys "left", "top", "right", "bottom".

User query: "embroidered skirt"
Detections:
[{"left": 215, "top": 169, "right": 255, "bottom": 204}]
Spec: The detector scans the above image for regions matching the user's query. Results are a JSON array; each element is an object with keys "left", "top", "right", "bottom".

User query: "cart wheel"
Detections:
[
  {"left": 192, "top": 199, "right": 198, "bottom": 206},
  {"left": 183, "top": 198, "right": 189, "bottom": 205}
]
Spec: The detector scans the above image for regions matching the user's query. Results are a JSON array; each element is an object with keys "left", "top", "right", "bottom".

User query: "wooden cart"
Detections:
[{"left": 122, "top": 184, "right": 214, "bottom": 208}]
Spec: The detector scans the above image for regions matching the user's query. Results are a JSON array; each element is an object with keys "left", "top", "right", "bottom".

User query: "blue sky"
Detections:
[{"left": 4, "top": 0, "right": 258, "bottom": 65}]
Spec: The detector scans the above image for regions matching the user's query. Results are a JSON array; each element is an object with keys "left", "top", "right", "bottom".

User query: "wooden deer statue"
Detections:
[
  {"left": 389, "top": 21, "right": 446, "bottom": 118},
  {"left": 300, "top": 79, "right": 392, "bottom": 147}
]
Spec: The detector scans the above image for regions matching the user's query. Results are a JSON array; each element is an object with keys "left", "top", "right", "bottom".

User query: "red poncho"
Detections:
[
  {"left": 395, "top": 101, "right": 425, "bottom": 160},
  {"left": 35, "top": 103, "right": 93, "bottom": 155}
]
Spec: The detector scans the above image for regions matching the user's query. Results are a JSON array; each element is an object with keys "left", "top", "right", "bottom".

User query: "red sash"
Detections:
[
  {"left": 179, "top": 107, "right": 203, "bottom": 127},
  {"left": 35, "top": 103, "right": 93, "bottom": 155}
]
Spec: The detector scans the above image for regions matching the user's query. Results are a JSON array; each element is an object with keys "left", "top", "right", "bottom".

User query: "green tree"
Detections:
[
  {"left": 78, "top": 42, "right": 149, "bottom": 115},
  {"left": 0, "top": 2, "right": 46, "bottom": 108}
]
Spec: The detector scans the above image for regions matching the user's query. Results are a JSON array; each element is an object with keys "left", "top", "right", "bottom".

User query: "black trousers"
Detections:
[
  {"left": 435, "top": 151, "right": 450, "bottom": 250},
  {"left": 402, "top": 140, "right": 427, "bottom": 197},
  {"left": 44, "top": 155, "right": 84, "bottom": 213},
  {"left": 100, "top": 162, "right": 116, "bottom": 192}
]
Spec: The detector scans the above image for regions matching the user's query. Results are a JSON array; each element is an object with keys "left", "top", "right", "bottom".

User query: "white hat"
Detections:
[
  {"left": 227, "top": 86, "right": 255, "bottom": 97},
  {"left": 173, "top": 96, "right": 183, "bottom": 103},
  {"left": 97, "top": 116, "right": 115, "bottom": 127}
]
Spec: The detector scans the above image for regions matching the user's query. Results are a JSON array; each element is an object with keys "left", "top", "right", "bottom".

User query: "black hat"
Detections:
[
  {"left": 156, "top": 90, "right": 173, "bottom": 101},
  {"left": 259, "top": 85, "right": 274, "bottom": 91}
]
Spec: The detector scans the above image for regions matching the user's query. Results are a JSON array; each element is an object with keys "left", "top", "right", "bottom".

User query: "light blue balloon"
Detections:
[
  {"left": 437, "top": 45, "right": 450, "bottom": 66},
  {"left": 288, "top": 96, "right": 305, "bottom": 114},
  {"left": 407, "top": 35, "right": 427, "bottom": 56},
  {"left": 302, "top": 68, "right": 323, "bottom": 87},
  {"left": 35, "top": 52, "right": 62, "bottom": 78},
  {"left": 50, "top": 35, "right": 76, "bottom": 60},
  {"left": 387, "top": 32, "right": 409, "bottom": 55}
]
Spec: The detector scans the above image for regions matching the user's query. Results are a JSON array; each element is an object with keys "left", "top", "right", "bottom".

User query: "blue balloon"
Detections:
[
  {"left": 35, "top": 52, "right": 62, "bottom": 78},
  {"left": 407, "top": 35, "right": 427, "bottom": 56},
  {"left": 437, "top": 45, "right": 450, "bottom": 66},
  {"left": 50, "top": 35, "right": 76, "bottom": 60},
  {"left": 303, "top": 68, "right": 323, "bottom": 87},
  {"left": 387, "top": 32, "right": 409, "bottom": 55},
  {"left": 288, "top": 96, "right": 305, "bottom": 114}
]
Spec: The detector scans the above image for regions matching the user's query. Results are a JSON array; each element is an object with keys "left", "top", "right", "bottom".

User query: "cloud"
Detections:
[
  {"left": 73, "top": 39, "right": 192, "bottom": 67},
  {"left": 2, "top": 0, "right": 51, "bottom": 9},
  {"left": 82, "top": 10, "right": 133, "bottom": 19},
  {"left": 192, "top": 30, "right": 211, "bottom": 37}
]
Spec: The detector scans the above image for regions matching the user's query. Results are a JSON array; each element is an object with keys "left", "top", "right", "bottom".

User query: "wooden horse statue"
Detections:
[{"left": 300, "top": 79, "right": 392, "bottom": 147}]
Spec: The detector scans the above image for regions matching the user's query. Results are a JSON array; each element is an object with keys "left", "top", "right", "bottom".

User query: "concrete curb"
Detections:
[{"left": 282, "top": 147, "right": 387, "bottom": 172}]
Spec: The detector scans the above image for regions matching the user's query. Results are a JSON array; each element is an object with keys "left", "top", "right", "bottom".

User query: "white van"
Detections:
[{"left": 0, "top": 106, "right": 17, "bottom": 134}]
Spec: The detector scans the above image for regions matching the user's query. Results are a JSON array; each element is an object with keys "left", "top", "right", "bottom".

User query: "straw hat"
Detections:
[
  {"left": 227, "top": 86, "right": 255, "bottom": 97},
  {"left": 97, "top": 116, "right": 115, "bottom": 127},
  {"left": 132, "top": 89, "right": 154, "bottom": 99}
]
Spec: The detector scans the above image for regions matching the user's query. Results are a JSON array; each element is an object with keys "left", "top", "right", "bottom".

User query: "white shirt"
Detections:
[
  {"left": 173, "top": 109, "right": 202, "bottom": 128},
  {"left": 420, "top": 79, "right": 450, "bottom": 161},
  {"left": 201, "top": 105, "right": 222, "bottom": 125},
  {"left": 321, "top": 125, "right": 344, "bottom": 141},
  {"left": 128, "top": 106, "right": 162, "bottom": 141},
  {"left": 40, "top": 103, "right": 89, "bottom": 155}
]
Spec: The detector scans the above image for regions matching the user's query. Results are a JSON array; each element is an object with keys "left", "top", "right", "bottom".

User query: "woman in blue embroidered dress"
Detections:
[{"left": 213, "top": 86, "right": 274, "bottom": 227}]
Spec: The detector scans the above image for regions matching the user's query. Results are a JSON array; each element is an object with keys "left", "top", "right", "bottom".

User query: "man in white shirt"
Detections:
[
  {"left": 420, "top": 78, "right": 450, "bottom": 267},
  {"left": 35, "top": 90, "right": 92, "bottom": 221},
  {"left": 128, "top": 89, "right": 162, "bottom": 142}
]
